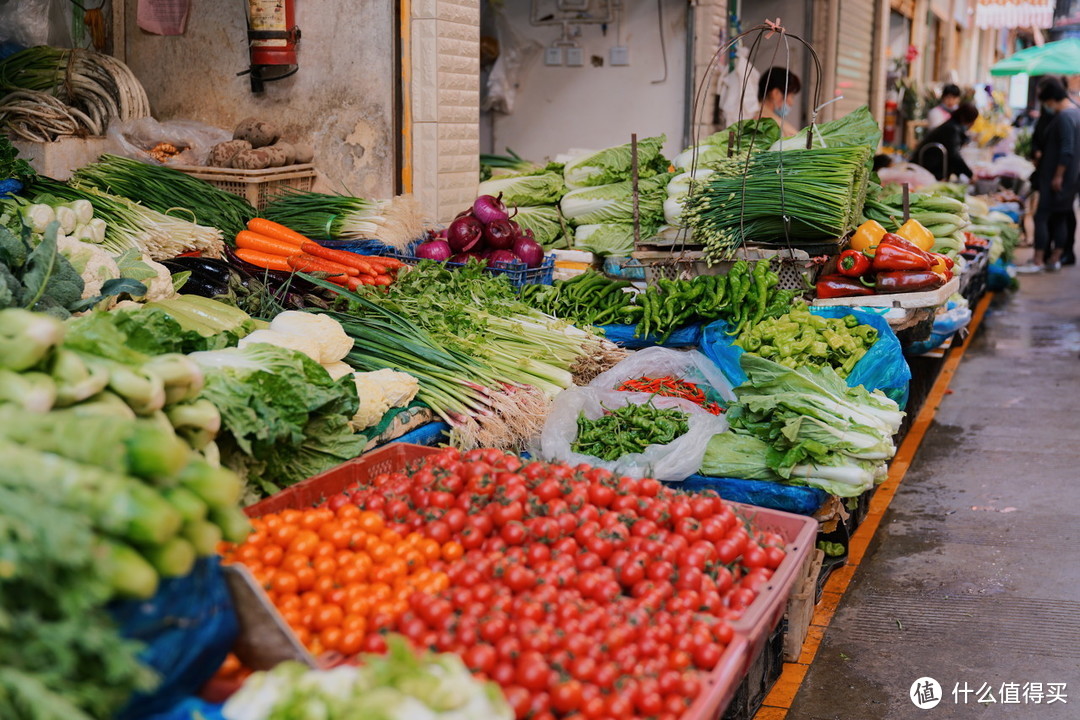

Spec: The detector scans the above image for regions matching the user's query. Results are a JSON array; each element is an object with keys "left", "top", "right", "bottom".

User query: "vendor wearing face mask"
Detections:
[
  {"left": 927, "top": 84, "right": 962, "bottom": 131},
  {"left": 757, "top": 67, "right": 801, "bottom": 137}
]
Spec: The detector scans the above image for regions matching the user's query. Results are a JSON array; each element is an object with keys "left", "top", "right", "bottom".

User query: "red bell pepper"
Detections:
[
  {"left": 875, "top": 270, "right": 946, "bottom": 294},
  {"left": 879, "top": 232, "right": 938, "bottom": 260},
  {"left": 816, "top": 274, "right": 877, "bottom": 299},
  {"left": 837, "top": 249, "right": 872, "bottom": 277},
  {"left": 870, "top": 237, "right": 934, "bottom": 272},
  {"left": 931, "top": 252, "right": 955, "bottom": 269}
]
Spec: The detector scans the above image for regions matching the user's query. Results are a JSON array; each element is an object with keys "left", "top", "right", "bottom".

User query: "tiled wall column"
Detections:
[{"left": 411, "top": 0, "right": 480, "bottom": 223}]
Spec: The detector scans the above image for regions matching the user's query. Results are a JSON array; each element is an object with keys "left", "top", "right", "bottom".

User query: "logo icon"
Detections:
[{"left": 911, "top": 677, "right": 943, "bottom": 709}]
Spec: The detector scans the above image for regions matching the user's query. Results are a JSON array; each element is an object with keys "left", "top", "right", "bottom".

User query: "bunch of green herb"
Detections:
[{"left": 0, "top": 135, "right": 35, "bottom": 185}]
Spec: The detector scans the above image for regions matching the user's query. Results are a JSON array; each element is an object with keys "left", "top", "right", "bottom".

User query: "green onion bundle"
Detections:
[
  {"left": 72, "top": 155, "right": 255, "bottom": 238},
  {"left": 30, "top": 178, "right": 224, "bottom": 259},
  {"left": 263, "top": 189, "right": 425, "bottom": 249},
  {"left": 681, "top": 146, "right": 872, "bottom": 262}
]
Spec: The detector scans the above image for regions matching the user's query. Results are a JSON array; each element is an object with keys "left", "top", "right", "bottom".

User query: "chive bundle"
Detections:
[
  {"left": 72, "top": 155, "right": 256, "bottom": 237},
  {"left": 682, "top": 146, "right": 872, "bottom": 262}
]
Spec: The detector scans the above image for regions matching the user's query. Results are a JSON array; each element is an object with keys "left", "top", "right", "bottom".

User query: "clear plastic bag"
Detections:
[
  {"left": 0, "top": 0, "right": 70, "bottom": 48},
  {"left": 482, "top": 8, "right": 541, "bottom": 115},
  {"left": 589, "top": 346, "right": 736, "bottom": 402},
  {"left": 533, "top": 387, "right": 728, "bottom": 482},
  {"left": 106, "top": 118, "right": 232, "bottom": 166}
]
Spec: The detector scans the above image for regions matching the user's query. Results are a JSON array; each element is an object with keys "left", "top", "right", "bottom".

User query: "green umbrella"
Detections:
[{"left": 990, "top": 38, "right": 1080, "bottom": 76}]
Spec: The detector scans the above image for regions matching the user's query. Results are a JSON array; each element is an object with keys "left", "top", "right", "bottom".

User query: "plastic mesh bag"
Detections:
[
  {"left": 588, "top": 346, "right": 736, "bottom": 403},
  {"left": 533, "top": 387, "right": 728, "bottom": 482}
]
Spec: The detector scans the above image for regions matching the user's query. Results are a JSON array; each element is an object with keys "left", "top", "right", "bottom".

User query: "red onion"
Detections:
[
  {"left": 487, "top": 249, "right": 518, "bottom": 266},
  {"left": 415, "top": 239, "right": 452, "bottom": 261},
  {"left": 512, "top": 236, "right": 545, "bottom": 268},
  {"left": 484, "top": 219, "right": 515, "bottom": 250},
  {"left": 447, "top": 216, "right": 483, "bottom": 253},
  {"left": 472, "top": 194, "right": 509, "bottom": 225},
  {"left": 451, "top": 252, "right": 485, "bottom": 264}
]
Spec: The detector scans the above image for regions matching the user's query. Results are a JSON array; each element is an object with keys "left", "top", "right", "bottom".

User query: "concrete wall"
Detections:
[
  {"left": 489, "top": 0, "right": 689, "bottom": 163},
  {"left": 121, "top": 0, "right": 397, "bottom": 198}
]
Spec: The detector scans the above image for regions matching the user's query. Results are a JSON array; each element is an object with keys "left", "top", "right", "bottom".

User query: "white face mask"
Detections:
[
  {"left": 944, "top": 102, "right": 959, "bottom": 111},
  {"left": 775, "top": 104, "right": 791, "bottom": 119}
]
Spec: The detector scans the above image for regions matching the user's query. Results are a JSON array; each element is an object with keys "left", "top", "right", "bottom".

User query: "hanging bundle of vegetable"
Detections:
[
  {"left": 262, "top": 188, "right": 426, "bottom": 250},
  {"left": 29, "top": 178, "right": 225, "bottom": 259},
  {"left": 72, "top": 155, "right": 256, "bottom": 238},
  {"left": 681, "top": 146, "right": 873, "bottom": 261},
  {"left": 0, "top": 46, "right": 151, "bottom": 139}
]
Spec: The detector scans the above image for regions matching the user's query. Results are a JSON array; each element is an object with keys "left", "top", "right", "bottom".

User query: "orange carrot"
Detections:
[
  {"left": 361, "top": 256, "right": 400, "bottom": 272},
  {"left": 346, "top": 275, "right": 378, "bottom": 291},
  {"left": 246, "top": 218, "right": 309, "bottom": 246},
  {"left": 235, "top": 230, "right": 301, "bottom": 257},
  {"left": 286, "top": 254, "right": 358, "bottom": 277},
  {"left": 371, "top": 256, "right": 405, "bottom": 269},
  {"left": 372, "top": 274, "right": 394, "bottom": 286},
  {"left": 300, "top": 242, "right": 379, "bottom": 275},
  {"left": 235, "top": 248, "right": 292, "bottom": 272}
]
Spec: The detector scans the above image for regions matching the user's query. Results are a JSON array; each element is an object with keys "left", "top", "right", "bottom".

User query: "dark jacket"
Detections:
[
  {"left": 1036, "top": 106, "right": 1080, "bottom": 212},
  {"left": 910, "top": 120, "right": 974, "bottom": 181}
]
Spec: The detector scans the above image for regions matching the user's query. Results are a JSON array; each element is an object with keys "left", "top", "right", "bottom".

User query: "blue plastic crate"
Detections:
[{"left": 326, "top": 239, "right": 554, "bottom": 289}]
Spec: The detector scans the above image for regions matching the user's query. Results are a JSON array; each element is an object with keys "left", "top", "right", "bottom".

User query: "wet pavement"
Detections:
[{"left": 787, "top": 265, "right": 1080, "bottom": 719}]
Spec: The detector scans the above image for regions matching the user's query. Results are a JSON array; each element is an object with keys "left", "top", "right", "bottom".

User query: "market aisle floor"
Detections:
[{"left": 784, "top": 267, "right": 1080, "bottom": 719}]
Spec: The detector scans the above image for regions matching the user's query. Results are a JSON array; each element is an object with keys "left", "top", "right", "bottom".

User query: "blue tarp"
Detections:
[
  {"left": 111, "top": 558, "right": 238, "bottom": 720},
  {"left": 679, "top": 475, "right": 829, "bottom": 516},
  {"left": 596, "top": 322, "right": 702, "bottom": 349},
  {"left": 392, "top": 421, "right": 451, "bottom": 446},
  {"left": 699, "top": 306, "right": 911, "bottom": 408},
  {"left": 144, "top": 698, "right": 225, "bottom": 720}
]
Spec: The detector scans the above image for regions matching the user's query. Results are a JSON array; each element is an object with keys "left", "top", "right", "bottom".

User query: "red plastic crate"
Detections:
[
  {"left": 726, "top": 502, "right": 818, "bottom": 672},
  {"left": 245, "top": 444, "right": 442, "bottom": 517},
  {"left": 683, "top": 635, "right": 750, "bottom": 720}
]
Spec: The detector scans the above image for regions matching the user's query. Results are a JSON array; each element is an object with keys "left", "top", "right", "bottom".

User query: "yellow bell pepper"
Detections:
[
  {"left": 897, "top": 218, "right": 936, "bottom": 252},
  {"left": 850, "top": 220, "right": 886, "bottom": 252}
]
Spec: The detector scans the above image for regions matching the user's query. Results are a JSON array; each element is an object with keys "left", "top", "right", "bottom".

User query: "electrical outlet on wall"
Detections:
[
  {"left": 565, "top": 47, "right": 584, "bottom": 67},
  {"left": 545, "top": 47, "right": 564, "bottom": 66},
  {"left": 610, "top": 45, "right": 629, "bottom": 66}
]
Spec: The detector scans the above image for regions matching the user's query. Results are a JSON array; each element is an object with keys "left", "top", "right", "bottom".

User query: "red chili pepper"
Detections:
[
  {"left": 870, "top": 238, "right": 933, "bottom": 272},
  {"left": 816, "top": 274, "right": 877, "bottom": 299},
  {"left": 878, "top": 233, "right": 937, "bottom": 261},
  {"left": 875, "top": 270, "right": 946, "bottom": 294},
  {"left": 837, "top": 249, "right": 872, "bottom": 277}
]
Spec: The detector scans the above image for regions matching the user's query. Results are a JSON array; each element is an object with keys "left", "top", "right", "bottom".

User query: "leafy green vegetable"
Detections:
[
  {"left": 190, "top": 343, "right": 364, "bottom": 499},
  {"left": 707, "top": 354, "right": 903, "bottom": 496},
  {"left": 563, "top": 135, "right": 668, "bottom": 189},
  {"left": 572, "top": 223, "right": 645, "bottom": 257},
  {"left": 511, "top": 204, "right": 570, "bottom": 249},
  {"left": 0, "top": 223, "right": 84, "bottom": 318},
  {"left": 771, "top": 106, "right": 882, "bottom": 152},
  {"left": 673, "top": 118, "right": 781, "bottom": 169},
  {"left": 477, "top": 171, "right": 566, "bottom": 207},
  {"left": 0, "top": 135, "right": 35, "bottom": 186},
  {"left": 560, "top": 173, "right": 671, "bottom": 228},
  {"left": 222, "top": 636, "right": 512, "bottom": 720},
  {"left": 700, "top": 432, "right": 784, "bottom": 482}
]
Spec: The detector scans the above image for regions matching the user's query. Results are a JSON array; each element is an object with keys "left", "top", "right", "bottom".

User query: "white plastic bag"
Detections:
[
  {"left": 589, "top": 347, "right": 736, "bottom": 402},
  {"left": 482, "top": 9, "right": 541, "bottom": 115},
  {"left": 0, "top": 0, "right": 70, "bottom": 48},
  {"left": 533, "top": 387, "right": 728, "bottom": 482},
  {"left": 106, "top": 118, "right": 232, "bottom": 166}
]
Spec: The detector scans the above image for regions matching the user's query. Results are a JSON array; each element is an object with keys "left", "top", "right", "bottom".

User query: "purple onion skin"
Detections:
[
  {"left": 487, "top": 249, "right": 518, "bottom": 266},
  {"left": 415, "top": 239, "right": 452, "bottom": 261},
  {"left": 484, "top": 219, "right": 516, "bottom": 250},
  {"left": 512, "top": 236, "right": 545, "bottom": 268},
  {"left": 447, "top": 216, "right": 484, "bottom": 252},
  {"left": 472, "top": 194, "right": 510, "bottom": 225}
]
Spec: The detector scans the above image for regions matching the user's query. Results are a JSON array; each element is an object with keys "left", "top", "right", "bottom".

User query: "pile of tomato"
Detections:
[{"left": 222, "top": 448, "right": 788, "bottom": 720}]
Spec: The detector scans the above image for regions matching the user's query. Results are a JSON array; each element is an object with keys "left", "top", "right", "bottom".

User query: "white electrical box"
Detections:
[
  {"left": 545, "top": 47, "right": 564, "bottom": 66},
  {"left": 610, "top": 45, "right": 629, "bottom": 66},
  {"left": 565, "top": 47, "right": 584, "bottom": 67}
]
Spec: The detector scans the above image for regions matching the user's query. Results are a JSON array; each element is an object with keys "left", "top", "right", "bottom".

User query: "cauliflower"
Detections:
[
  {"left": 238, "top": 329, "right": 323, "bottom": 364},
  {"left": 56, "top": 234, "right": 120, "bottom": 301},
  {"left": 137, "top": 256, "right": 178, "bottom": 302},
  {"left": 350, "top": 369, "right": 420, "bottom": 430},
  {"left": 269, "top": 311, "right": 353, "bottom": 363}
]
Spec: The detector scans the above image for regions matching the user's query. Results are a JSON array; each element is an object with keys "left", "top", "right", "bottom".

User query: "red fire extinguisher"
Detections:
[{"left": 243, "top": 0, "right": 300, "bottom": 92}]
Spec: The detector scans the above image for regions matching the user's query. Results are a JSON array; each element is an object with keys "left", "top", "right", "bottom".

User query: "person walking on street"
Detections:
[
  {"left": 910, "top": 103, "right": 979, "bottom": 181},
  {"left": 1018, "top": 80, "right": 1080, "bottom": 273},
  {"left": 927, "top": 84, "right": 963, "bottom": 131}
]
